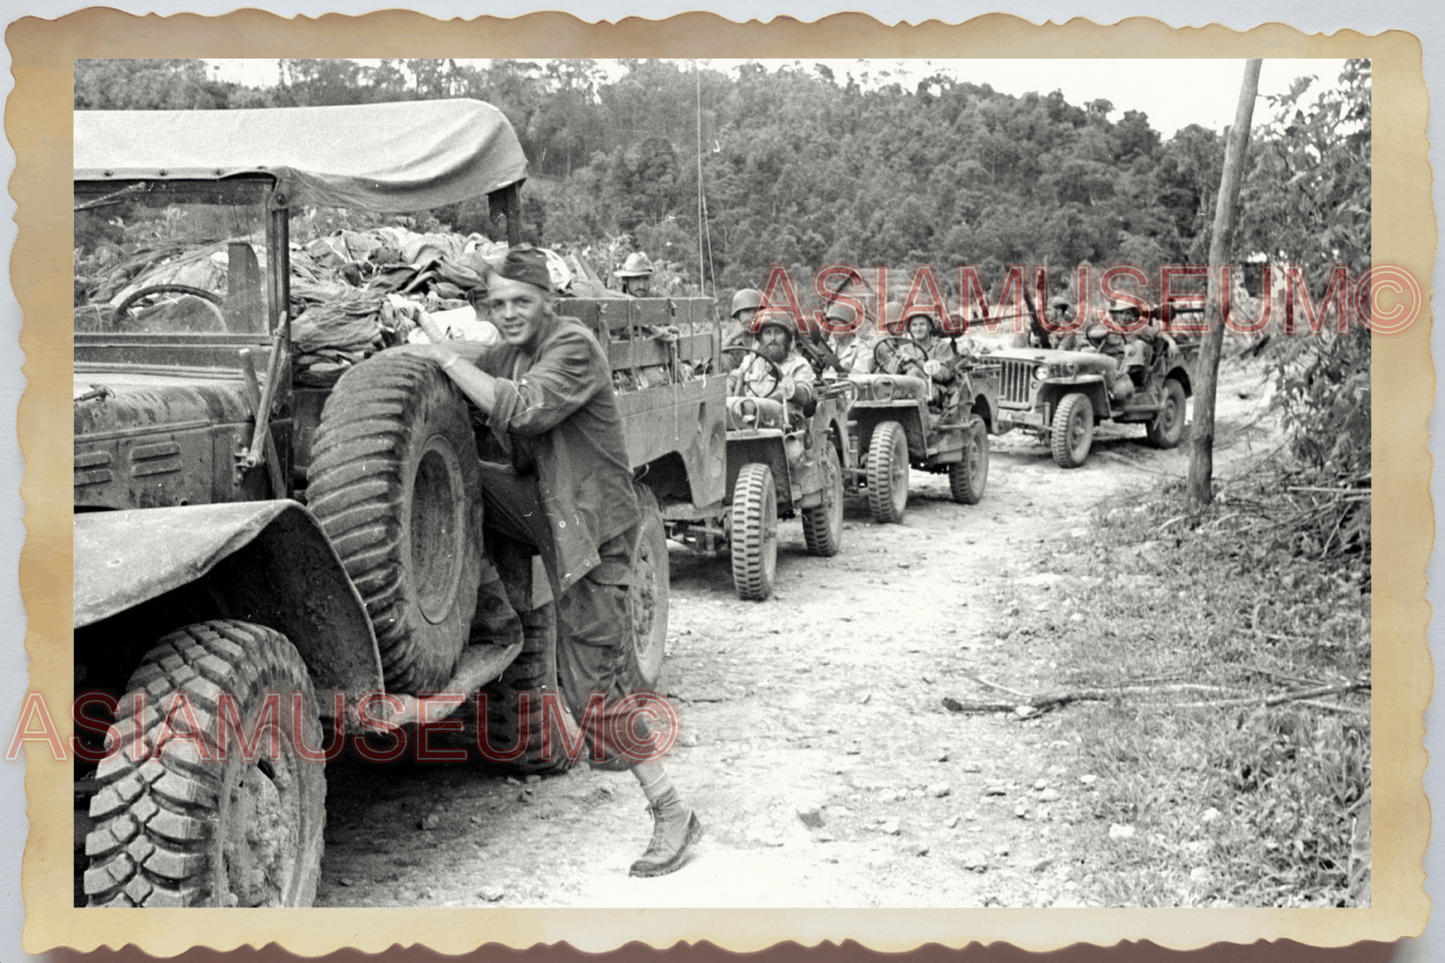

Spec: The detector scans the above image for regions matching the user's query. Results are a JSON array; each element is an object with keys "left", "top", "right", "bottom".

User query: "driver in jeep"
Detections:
[
  {"left": 1082, "top": 299, "right": 1161, "bottom": 403},
  {"left": 879, "top": 308, "right": 963, "bottom": 408},
  {"left": 727, "top": 314, "right": 817, "bottom": 426}
]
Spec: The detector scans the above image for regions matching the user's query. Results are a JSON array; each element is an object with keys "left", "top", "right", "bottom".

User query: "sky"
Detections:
[{"left": 207, "top": 58, "right": 1350, "bottom": 139}]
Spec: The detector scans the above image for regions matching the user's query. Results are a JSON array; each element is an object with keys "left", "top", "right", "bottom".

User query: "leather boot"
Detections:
[{"left": 628, "top": 789, "right": 703, "bottom": 878}]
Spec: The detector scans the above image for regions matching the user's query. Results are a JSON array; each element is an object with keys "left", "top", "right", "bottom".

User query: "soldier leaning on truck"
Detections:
[{"left": 404, "top": 245, "right": 704, "bottom": 878}]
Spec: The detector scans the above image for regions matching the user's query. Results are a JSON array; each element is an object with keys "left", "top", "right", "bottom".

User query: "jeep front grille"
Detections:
[{"left": 999, "top": 359, "right": 1036, "bottom": 405}]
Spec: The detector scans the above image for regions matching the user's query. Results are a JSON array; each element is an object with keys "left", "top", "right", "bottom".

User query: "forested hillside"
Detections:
[{"left": 74, "top": 58, "right": 1369, "bottom": 303}]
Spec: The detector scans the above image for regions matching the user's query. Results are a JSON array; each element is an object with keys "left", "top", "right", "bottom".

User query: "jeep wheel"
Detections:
[
  {"left": 479, "top": 603, "right": 578, "bottom": 776},
  {"left": 866, "top": 420, "right": 910, "bottom": 523},
  {"left": 1146, "top": 378, "right": 1188, "bottom": 449},
  {"left": 628, "top": 483, "right": 669, "bottom": 687},
  {"left": 802, "top": 442, "right": 844, "bottom": 557},
  {"left": 949, "top": 418, "right": 990, "bottom": 504},
  {"left": 307, "top": 353, "right": 482, "bottom": 694},
  {"left": 84, "top": 621, "right": 325, "bottom": 908},
  {"left": 730, "top": 463, "right": 779, "bottom": 601},
  {"left": 1051, "top": 392, "right": 1094, "bottom": 469}
]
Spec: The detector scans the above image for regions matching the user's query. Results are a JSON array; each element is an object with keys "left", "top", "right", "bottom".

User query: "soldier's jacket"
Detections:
[
  {"left": 728, "top": 349, "right": 816, "bottom": 408},
  {"left": 826, "top": 337, "right": 875, "bottom": 377}
]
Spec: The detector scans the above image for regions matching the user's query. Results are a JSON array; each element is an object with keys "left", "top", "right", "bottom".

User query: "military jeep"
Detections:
[
  {"left": 69, "top": 101, "right": 693, "bottom": 909},
  {"left": 845, "top": 335, "right": 999, "bottom": 523},
  {"left": 988, "top": 329, "right": 1199, "bottom": 468}
]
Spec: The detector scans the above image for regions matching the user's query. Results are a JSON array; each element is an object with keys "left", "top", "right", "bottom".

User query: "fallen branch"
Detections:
[
  {"left": 941, "top": 680, "right": 1369, "bottom": 716},
  {"left": 1173, "top": 681, "right": 1368, "bottom": 710}
]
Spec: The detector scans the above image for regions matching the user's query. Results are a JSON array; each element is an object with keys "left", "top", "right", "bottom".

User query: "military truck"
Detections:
[
  {"left": 987, "top": 329, "right": 1198, "bottom": 468},
  {"left": 70, "top": 100, "right": 719, "bottom": 908},
  {"left": 846, "top": 335, "right": 999, "bottom": 523}
]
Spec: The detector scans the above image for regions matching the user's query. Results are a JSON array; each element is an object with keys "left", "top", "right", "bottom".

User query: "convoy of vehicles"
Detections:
[{"left": 69, "top": 99, "right": 1195, "bottom": 908}]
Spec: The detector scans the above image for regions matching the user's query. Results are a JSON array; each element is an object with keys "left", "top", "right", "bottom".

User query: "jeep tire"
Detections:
[
  {"left": 307, "top": 353, "right": 482, "bottom": 694},
  {"left": 802, "top": 442, "right": 844, "bottom": 557},
  {"left": 949, "top": 417, "right": 990, "bottom": 504},
  {"left": 730, "top": 463, "right": 779, "bottom": 601},
  {"left": 1051, "top": 392, "right": 1094, "bottom": 469},
  {"left": 866, "top": 420, "right": 910, "bottom": 523},
  {"left": 84, "top": 621, "right": 326, "bottom": 908},
  {"left": 1146, "top": 378, "right": 1188, "bottom": 449}
]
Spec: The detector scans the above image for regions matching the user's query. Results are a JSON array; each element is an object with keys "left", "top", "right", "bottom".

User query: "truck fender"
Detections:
[{"left": 74, "top": 501, "right": 384, "bottom": 697}]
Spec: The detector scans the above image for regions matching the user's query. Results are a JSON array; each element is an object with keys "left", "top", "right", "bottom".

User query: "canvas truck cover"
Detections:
[{"left": 74, "top": 99, "right": 527, "bottom": 212}]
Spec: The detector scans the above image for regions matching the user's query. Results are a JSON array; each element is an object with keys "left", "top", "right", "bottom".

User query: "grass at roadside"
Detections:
[{"left": 1010, "top": 463, "right": 1370, "bottom": 907}]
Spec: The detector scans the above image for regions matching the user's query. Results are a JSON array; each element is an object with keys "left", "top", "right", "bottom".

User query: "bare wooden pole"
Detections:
[{"left": 1188, "top": 59, "right": 1263, "bottom": 509}]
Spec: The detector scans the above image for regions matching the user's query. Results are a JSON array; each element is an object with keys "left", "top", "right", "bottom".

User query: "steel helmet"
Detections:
[
  {"left": 613, "top": 252, "right": 655, "bottom": 278},
  {"left": 824, "top": 300, "right": 858, "bottom": 325},
  {"left": 756, "top": 313, "right": 796, "bottom": 345},
  {"left": 1108, "top": 298, "right": 1140, "bottom": 316},
  {"left": 731, "top": 288, "right": 764, "bottom": 317},
  {"left": 903, "top": 306, "right": 939, "bottom": 336}
]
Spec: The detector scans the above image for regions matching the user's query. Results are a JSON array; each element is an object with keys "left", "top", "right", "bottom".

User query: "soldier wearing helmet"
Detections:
[
  {"left": 822, "top": 300, "right": 874, "bottom": 377},
  {"left": 1017, "top": 294, "right": 1082, "bottom": 350},
  {"left": 613, "top": 252, "right": 655, "bottom": 298},
  {"left": 727, "top": 312, "right": 817, "bottom": 414},
  {"left": 1082, "top": 299, "right": 1160, "bottom": 402},
  {"left": 897, "top": 307, "right": 964, "bottom": 406},
  {"left": 722, "top": 288, "right": 764, "bottom": 359}
]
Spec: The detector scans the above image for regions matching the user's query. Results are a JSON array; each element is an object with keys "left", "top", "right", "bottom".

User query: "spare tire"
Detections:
[{"left": 306, "top": 352, "right": 482, "bottom": 694}]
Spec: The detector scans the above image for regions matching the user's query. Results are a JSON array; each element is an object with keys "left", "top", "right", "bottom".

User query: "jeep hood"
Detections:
[
  {"left": 75, "top": 370, "right": 251, "bottom": 439},
  {"left": 988, "top": 348, "right": 1115, "bottom": 374}
]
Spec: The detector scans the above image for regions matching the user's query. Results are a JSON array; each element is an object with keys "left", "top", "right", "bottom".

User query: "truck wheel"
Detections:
[
  {"left": 1051, "top": 392, "right": 1094, "bottom": 469},
  {"left": 802, "top": 443, "right": 844, "bottom": 557},
  {"left": 84, "top": 621, "right": 325, "bottom": 908},
  {"left": 307, "top": 353, "right": 482, "bottom": 694},
  {"left": 866, "top": 420, "right": 910, "bottom": 523},
  {"left": 730, "top": 463, "right": 778, "bottom": 601},
  {"left": 480, "top": 603, "right": 577, "bottom": 776},
  {"left": 1146, "top": 379, "right": 1188, "bottom": 449},
  {"left": 949, "top": 418, "right": 990, "bottom": 504},
  {"left": 628, "top": 483, "right": 669, "bottom": 688}
]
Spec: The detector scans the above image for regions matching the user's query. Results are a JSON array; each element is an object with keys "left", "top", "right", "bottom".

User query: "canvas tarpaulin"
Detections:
[{"left": 74, "top": 99, "right": 527, "bottom": 212}]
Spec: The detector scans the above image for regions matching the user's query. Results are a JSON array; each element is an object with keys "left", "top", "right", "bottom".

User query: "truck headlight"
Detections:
[
  {"left": 874, "top": 377, "right": 894, "bottom": 401},
  {"left": 1034, "top": 365, "right": 1050, "bottom": 381}
]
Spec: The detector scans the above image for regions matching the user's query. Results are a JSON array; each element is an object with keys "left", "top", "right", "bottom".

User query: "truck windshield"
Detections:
[{"left": 74, "top": 180, "right": 271, "bottom": 336}]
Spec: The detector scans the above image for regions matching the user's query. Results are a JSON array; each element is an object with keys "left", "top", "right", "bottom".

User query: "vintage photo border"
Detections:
[{"left": 6, "top": 8, "right": 1433, "bottom": 956}]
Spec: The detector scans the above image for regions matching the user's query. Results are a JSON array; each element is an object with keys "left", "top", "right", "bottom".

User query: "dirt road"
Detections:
[{"left": 316, "top": 363, "right": 1277, "bottom": 909}]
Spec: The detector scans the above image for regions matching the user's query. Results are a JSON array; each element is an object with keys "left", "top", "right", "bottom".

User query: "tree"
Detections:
[{"left": 1187, "top": 59, "right": 1262, "bottom": 509}]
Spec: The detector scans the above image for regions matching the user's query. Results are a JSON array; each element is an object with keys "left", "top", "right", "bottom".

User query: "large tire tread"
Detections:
[
  {"left": 307, "top": 352, "right": 482, "bottom": 694},
  {"left": 83, "top": 621, "right": 325, "bottom": 908}
]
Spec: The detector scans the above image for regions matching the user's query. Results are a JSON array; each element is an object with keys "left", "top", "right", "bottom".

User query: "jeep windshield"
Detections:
[{"left": 74, "top": 179, "right": 274, "bottom": 337}]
